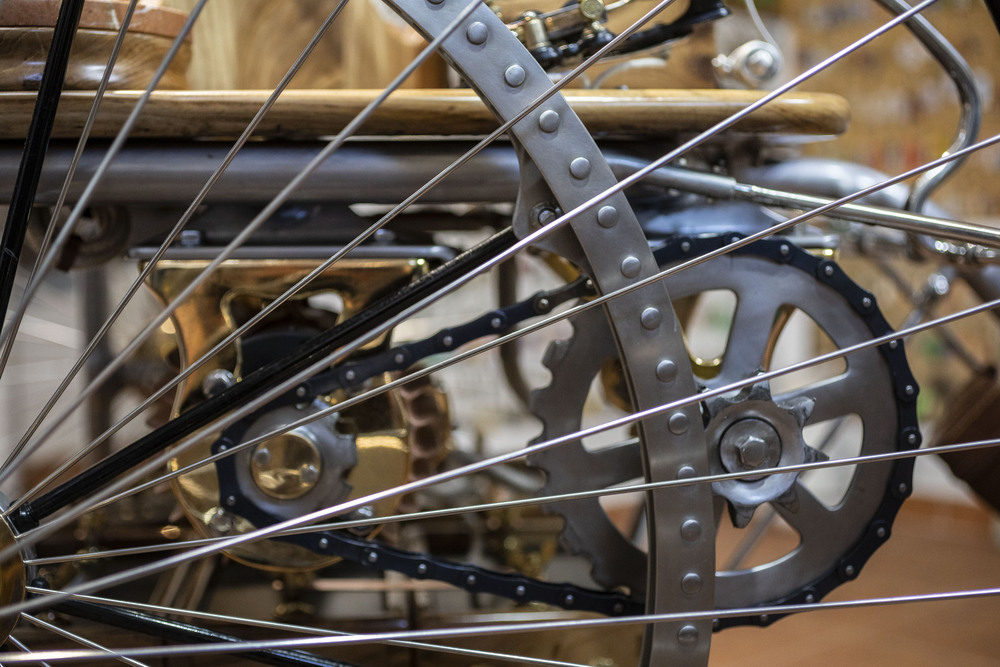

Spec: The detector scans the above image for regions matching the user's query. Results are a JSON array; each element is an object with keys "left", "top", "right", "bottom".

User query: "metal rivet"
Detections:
[
  {"left": 491, "top": 317, "right": 503, "bottom": 329},
  {"left": 680, "top": 240, "right": 692, "bottom": 253},
  {"left": 504, "top": 64, "right": 526, "bottom": 87},
  {"left": 538, "top": 109, "right": 560, "bottom": 132},
  {"left": 823, "top": 264, "right": 835, "bottom": 277},
  {"left": 779, "top": 243, "right": 790, "bottom": 256},
  {"left": 677, "top": 465, "right": 696, "bottom": 479},
  {"left": 569, "top": 157, "right": 591, "bottom": 179},
  {"left": 515, "top": 585, "right": 526, "bottom": 597},
  {"left": 367, "top": 551, "right": 379, "bottom": 564},
  {"left": 394, "top": 352, "right": 406, "bottom": 365},
  {"left": 904, "top": 384, "right": 916, "bottom": 397},
  {"left": 906, "top": 432, "right": 919, "bottom": 445},
  {"left": 597, "top": 205, "right": 619, "bottom": 228},
  {"left": 681, "top": 573, "right": 702, "bottom": 595},
  {"left": 564, "top": 594, "right": 575, "bottom": 606},
  {"left": 876, "top": 526, "right": 887, "bottom": 539},
  {"left": 677, "top": 625, "right": 699, "bottom": 646},
  {"left": 640, "top": 307, "right": 662, "bottom": 330},
  {"left": 295, "top": 385, "right": 308, "bottom": 398},
  {"left": 225, "top": 495, "right": 236, "bottom": 507},
  {"left": 442, "top": 335, "right": 454, "bottom": 348},
  {"left": 758, "top": 614, "right": 769, "bottom": 624},
  {"left": 844, "top": 564, "right": 856, "bottom": 577},
  {"left": 680, "top": 519, "right": 702, "bottom": 541},
  {"left": 898, "top": 482, "right": 909, "bottom": 495},
  {"left": 613, "top": 602, "right": 624, "bottom": 614},
  {"left": 344, "top": 369, "right": 357, "bottom": 382},
  {"left": 669, "top": 412, "right": 689, "bottom": 435},
  {"left": 417, "top": 563, "right": 428, "bottom": 576},
  {"left": 861, "top": 296, "right": 873, "bottom": 309},
  {"left": 805, "top": 593, "right": 816, "bottom": 603},
  {"left": 621, "top": 256, "right": 641, "bottom": 278},
  {"left": 466, "top": 21, "right": 488, "bottom": 44},
  {"left": 889, "top": 339, "right": 899, "bottom": 349},
  {"left": 318, "top": 537, "right": 329, "bottom": 550},
  {"left": 656, "top": 360, "right": 678, "bottom": 383},
  {"left": 466, "top": 574, "right": 477, "bottom": 586}
]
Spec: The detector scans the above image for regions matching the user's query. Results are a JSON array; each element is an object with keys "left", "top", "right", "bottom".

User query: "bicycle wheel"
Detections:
[{"left": 0, "top": 0, "right": 998, "bottom": 665}]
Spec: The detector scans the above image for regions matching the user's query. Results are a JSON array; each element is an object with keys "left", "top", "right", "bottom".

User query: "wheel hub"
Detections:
[{"left": 706, "top": 382, "right": 820, "bottom": 527}]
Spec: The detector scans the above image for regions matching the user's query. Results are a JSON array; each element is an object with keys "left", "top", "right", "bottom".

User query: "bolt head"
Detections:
[{"left": 736, "top": 435, "right": 768, "bottom": 467}]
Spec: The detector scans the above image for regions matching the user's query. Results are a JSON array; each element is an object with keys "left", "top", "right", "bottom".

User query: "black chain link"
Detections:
[{"left": 216, "top": 236, "right": 919, "bottom": 627}]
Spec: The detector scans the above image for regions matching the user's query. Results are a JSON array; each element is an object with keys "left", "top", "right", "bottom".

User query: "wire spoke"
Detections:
[
  {"left": 23, "top": 588, "right": 589, "bottom": 667},
  {"left": 5, "top": 0, "right": 689, "bottom": 512},
  {"left": 19, "top": 613, "right": 149, "bottom": 667},
  {"left": 1, "top": 0, "right": 999, "bottom": 663},
  {"left": 3, "top": 586, "right": 999, "bottom": 663}
]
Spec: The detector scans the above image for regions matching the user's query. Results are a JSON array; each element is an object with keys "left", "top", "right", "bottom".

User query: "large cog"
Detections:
[{"left": 528, "top": 235, "right": 920, "bottom": 621}]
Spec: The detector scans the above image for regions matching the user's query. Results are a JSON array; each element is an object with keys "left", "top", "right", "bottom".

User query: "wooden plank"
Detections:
[{"left": 0, "top": 88, "right": 850, "bottom": 140}]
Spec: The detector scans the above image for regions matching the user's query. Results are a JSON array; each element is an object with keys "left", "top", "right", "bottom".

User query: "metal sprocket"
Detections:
[{"left": 528, "top": 236, "right": 920, "bottom": 621}]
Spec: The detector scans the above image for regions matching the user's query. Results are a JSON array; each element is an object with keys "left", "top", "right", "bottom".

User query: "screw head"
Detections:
[
  {"left": 299, "top": 463, "right": 320, "bottom": 486},
  {"left": 252, "top": 447, "right": 271, "bottom": 467},
  {"left": 202, "top": 369, "right": 236, "bottom": 398}
]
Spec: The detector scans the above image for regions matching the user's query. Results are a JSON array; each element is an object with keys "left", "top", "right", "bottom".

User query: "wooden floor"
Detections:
[{"left": 710, "top": 499, "right": 1000, "bottom": 666}]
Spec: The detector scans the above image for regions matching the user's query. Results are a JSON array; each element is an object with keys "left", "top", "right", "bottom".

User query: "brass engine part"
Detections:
[{"left": 146, "top": 257, "right": 433, "bottom": 572}]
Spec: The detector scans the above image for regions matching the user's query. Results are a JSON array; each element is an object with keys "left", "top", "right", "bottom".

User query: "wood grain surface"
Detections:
[{"left": 0, "top": 88, "right": 850, "bottom": 139}]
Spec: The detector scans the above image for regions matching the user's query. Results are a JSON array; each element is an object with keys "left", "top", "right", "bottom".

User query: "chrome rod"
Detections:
[
  {"left": 23, "top": 588, "right": 588, "bottom": 667},
  {"left": 3, "top": 587, "right": 999, "bottom": 662},
  {"left": 20, "top": 614, "right": 149, "bottom": 667},
  {"left": 24, "top": 435, "right": 1000, "bottom": 567}
]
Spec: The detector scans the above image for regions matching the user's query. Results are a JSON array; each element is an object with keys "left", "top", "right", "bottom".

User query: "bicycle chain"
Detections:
[
  {"left": 216, "top": 235, "right": 920, "bottom": 627},
  {"left": 655, "top": 234, "right": 920, "bottom": 629}
]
